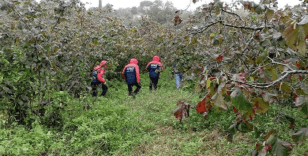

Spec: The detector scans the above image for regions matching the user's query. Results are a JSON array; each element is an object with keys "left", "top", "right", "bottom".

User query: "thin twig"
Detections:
[{"left": 221, "top": 8, "right": 246, "bottom": 26}]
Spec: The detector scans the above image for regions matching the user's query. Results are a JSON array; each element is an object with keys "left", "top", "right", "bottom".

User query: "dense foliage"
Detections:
[
  {"left": 0, "top": 0, "right": 308, "bottom": 155},
  {"left": 171, "top": 0, "right": 308, "bottom": 155}
]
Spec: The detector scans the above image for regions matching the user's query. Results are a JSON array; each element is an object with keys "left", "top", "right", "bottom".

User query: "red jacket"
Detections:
[
  {"left": 94, "top": 60, "right": 107, "bottom": 83},
  {"left": 145, "top": 56, "right": 164, "bottom": 72},
  {"left": 122, "top": 58, "right": 140, "bottom": 83}
]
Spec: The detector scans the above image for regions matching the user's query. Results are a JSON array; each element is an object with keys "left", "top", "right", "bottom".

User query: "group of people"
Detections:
[{"left": 91, "top": 55, "right": 183, "bottom": 99}]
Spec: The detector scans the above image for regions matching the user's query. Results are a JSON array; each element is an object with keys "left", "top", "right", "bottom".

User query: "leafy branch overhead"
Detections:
[{"left": 172, "top": 0, "right": 308, "bottom": 154}]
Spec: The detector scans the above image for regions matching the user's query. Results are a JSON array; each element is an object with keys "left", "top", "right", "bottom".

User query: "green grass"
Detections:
[{"left": 0, "top": 68, "right": 307, "bottom": 155}]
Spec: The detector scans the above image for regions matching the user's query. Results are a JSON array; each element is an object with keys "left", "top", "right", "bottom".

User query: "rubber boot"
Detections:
[
  {"left": 149, "top": 80, "right": 153, "bottom": 91},
  {"left": 154, "top": 85, "right": 157, "bottom": 90},
  {"left": 149, "top": 84, "right": 152, "bottom": 91}
]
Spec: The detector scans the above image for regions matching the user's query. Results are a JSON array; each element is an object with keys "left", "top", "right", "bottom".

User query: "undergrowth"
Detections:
[{"left": 0, "top": 68, "right": 307, "bottom": 155}]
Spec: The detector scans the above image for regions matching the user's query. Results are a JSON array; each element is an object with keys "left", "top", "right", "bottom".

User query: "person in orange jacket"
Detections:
[
  {"left": 122, "top": 58, "right": 141, "bottom": 99},
  {"left": 91, "top": 60, "right": 108, "bottom": 97},
  {"left": 145, "top": 56, "right": 164, "bottom": 90}
]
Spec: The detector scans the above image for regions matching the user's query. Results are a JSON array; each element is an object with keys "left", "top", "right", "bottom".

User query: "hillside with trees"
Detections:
[{"left": 0, "top": 0, "right": 308, "bottom": 155}]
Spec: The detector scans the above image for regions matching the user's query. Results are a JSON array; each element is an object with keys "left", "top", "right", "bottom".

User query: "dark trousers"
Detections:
[
  {"left": 91, "top": 81, "right": 108, "bottom": 96},
  {"left": 149, "top": 77, "right": 159, "bottom": 90},
  {"left": 128, "top": 83, "right": 142, "bottom": 95}
]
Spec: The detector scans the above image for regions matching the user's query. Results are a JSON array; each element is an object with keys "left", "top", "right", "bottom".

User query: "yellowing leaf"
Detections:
[
  {"left": 255, "top": 57, "right": 263, "bottom": 64},
  {"left": 15, "top": 37, "right": 20, "bottom": 45},
  {"left": 206, "top": 78, "right": 211, "bottom": 89},
  {"left": 251, "top": 98, "right": 269, "bottom": 114},
  {"left": 282, "top": 22, "right": 308, "bottom": 56},
  {"left": 194, "top": 84, "right": 202, "bottom": 92},
  {"left": 265, "top": 9, "right": 274, "bottom": 20},
  {"left": 281, "top": 83, "right": 292, "bottom": 93},
  {"left": 296, "top": 89, "right": 307, "bottom": 95},
  {"left": 212, "top": 82, "right": 228, "bottom": 110},
  {"left": 54, "top": 46, "right": 59, "bottom": 52}
]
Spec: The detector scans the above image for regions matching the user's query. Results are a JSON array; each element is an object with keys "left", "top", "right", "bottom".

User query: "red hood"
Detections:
[
  {"left": 99, "top": 60, "right": 107, "bottom": 66},
  {"left": 145, "top": 56, "right": 163, "bottom": 72},
  {"left": 153, "top": 56, "right": 160, "bottom": 62},
  {"left": 130, "top": 58, "right": 138, "bottom": 65},
  {"left": 94, "top": 60, "right": 107, "bottom": 71}
]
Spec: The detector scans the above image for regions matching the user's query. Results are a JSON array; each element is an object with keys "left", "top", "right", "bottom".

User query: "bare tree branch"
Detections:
[
  {"left": 188, "top": 20, "right": 274, "bottom": 36},
  {"left": 220, "top": 22, "right": 274, "bottom": 30},
  {"left": 231, "top": 70, "right": 308, "bottom": 88},
  {"left": 221, "top": 8, "right": 246, "bottom": 26},
  {"left": 267, "top": 56, "right": 294, "bottom": 71}
]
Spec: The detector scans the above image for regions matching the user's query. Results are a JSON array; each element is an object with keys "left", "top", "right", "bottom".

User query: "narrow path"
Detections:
[{"left": 106, "top": 69, "right": 254, "bottom": 156}]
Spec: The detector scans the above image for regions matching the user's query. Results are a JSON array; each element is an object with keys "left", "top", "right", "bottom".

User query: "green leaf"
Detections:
[
  {"left": 0, "top": 146, "right": 4, "bottom": 154},
  {"left": 266, "top": 134, "right": 293, "bottom": 156},
  {"left": 212, "top": 39, "right": 219, "bottom": 46},
  {"left": 1, "top": 58, "right": 9, "bottom": 64},
  {"left": 254, "top": 127, "right": 262, "bottom": 138},
  {"left": 295, "top": 96, "right": 308, "bottom": 116},
  {"left": 231, "top": 87, "right": 253, "bottom": 111},
  {"left": 302, "top": 102, "right": 308, "bottom": 116},
  {"left": 3, "top": 86, "right": 11, "bottom": 93},
  {"left": 261, "top": 39, "right": 271, "bottom": 47},
  {"left": 264, "top": 67, "right": 278, "bottom": 81},
  {"left": 0, "top": 74, "right": 3, "bottom": 84},
  {"left": 292, "top": 126, "right": 308, "bottom": 142},
  {"left": 228, "top": 120, "right": 237, "bottom": 134},
  {"left": 255, "top": 6, "right": 263, "bottom": 14},
  {"left": 238, "top": 122, "right": 253, "bottom": 133}
]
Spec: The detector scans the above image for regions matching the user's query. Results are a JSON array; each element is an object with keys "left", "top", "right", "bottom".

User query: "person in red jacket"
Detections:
[
  {"left": 146, "top": 56, "right": 164, "bottom": 90},
  {"left": 122, "top": 58, "right": 142, "bottom": 99},
  {"left": 91, "top": 60, "right": 108, "bottom": 97}
]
